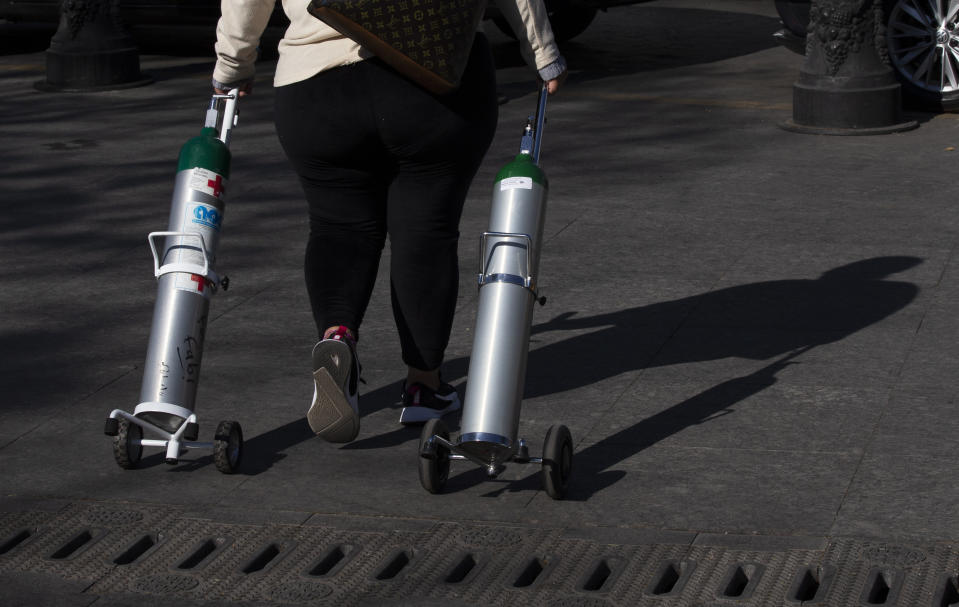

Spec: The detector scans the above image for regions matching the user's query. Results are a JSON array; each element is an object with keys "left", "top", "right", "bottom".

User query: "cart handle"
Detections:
[
  {"left": 519, "top": 83, "right": 549, "bottom": 164},
  {"left": 147, "top": 231, "right": 221, "bottom": 289}
]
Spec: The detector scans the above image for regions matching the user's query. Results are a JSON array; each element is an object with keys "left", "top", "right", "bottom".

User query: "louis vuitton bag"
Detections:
[{"left": 307, "top": 0, "right": 487, "bottom": 95}]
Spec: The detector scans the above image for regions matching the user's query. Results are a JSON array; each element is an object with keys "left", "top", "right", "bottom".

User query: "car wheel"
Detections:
[
  {"left": 886, "top": 0, "right": 959, "bottom": 110},
  {"left": 775, "top": 0, "right": 812, "bottom": 37}
]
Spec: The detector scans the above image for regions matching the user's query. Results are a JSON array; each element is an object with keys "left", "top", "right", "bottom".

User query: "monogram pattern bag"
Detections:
[{"left": 307, "top": 0, "right": 487, "bottom": 95}]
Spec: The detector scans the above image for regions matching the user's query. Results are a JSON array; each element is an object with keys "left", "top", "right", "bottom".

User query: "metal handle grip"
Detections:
[{"left": 210, "top": 89, "right": 239, "bottom": 147}]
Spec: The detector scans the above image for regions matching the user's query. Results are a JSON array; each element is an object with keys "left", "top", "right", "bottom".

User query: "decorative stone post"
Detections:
[
  {"left": 36, "top": 0, "right": 152, "bottom": 92},
  {"left": 782, "top": 0, "right": 917, "bottom": 134}
]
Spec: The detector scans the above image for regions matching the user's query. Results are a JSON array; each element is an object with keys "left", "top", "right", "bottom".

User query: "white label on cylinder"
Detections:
[
  {"left": 189, "top": 167, "right": 227, "bottom": 199},
  {"left": 174, "top": 273, "right": 212, "bottom": 299},
  {"left": 500, "top": 177, "right": 533, "bottom": 191}
]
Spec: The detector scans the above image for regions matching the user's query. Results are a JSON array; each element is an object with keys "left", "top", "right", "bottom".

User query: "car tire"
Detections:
[
  {"left": 885, "top": 0, "right": 959, "bottom": 110},
  {"left": 775, "top": 0, "right": 811, "bottom": 37}
]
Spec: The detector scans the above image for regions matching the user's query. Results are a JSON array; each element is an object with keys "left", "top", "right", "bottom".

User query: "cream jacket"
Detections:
[{"left": 214, "top": 0, "right": 562, "bottom": 87}]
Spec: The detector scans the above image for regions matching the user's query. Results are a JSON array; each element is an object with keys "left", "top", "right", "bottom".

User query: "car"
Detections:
[
  {"left": 487, "top": 0, "right": 654, "bottom": 42},
  {"left": 1, "top": 0, "right": 650, "bottom": 43},
  {"left": 774, "top": 0, "right": 959, "bottom": 110},
  {"left": 0, "top": 0, "right": 223, "bottom": 25}
]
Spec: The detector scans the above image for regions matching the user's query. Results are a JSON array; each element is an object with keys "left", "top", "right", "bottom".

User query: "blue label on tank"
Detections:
[{"left": 192, "top": 205, "right": 222, "bottom": 231}]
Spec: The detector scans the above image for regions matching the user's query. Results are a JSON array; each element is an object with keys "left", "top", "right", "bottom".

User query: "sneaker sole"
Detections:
[
  {"left": 308, "top": 341, "right": 359, "bottom": 443},
  {"left": 399, "top": 399, "right": 461, "bottom": 425}
]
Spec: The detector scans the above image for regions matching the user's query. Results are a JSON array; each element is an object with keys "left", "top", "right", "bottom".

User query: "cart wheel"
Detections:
[
  {"left": 418, "top": 418, "right": 451, "bottom": 494},
  {"left": 113, "top": 418, "right": 143, "bottom": 469},
  {"left": 213, "top": 420, "right": 243, "bottom": 474},
  {"left": 542, "top": 424, "right": 572, "bottom": 500}
]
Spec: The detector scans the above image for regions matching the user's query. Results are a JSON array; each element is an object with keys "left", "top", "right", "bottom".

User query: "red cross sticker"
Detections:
[
  {"left": 190, "top": 274, "right": 206, "bottom": 292},
  {"left": 207, "top": 175, "right": 224, "bottom": 197}
]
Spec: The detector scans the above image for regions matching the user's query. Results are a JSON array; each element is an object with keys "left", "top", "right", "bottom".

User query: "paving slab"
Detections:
[{"left": 3, "top": 1, "right": 959, "bottom": 604}]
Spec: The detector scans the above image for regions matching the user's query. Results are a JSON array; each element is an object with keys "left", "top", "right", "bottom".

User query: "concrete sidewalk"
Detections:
[{"left": 2, "top": 1, "right": 959, "bottom": 604}]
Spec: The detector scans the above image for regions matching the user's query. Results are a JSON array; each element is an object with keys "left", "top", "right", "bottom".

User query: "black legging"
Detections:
[{"left": 274, "top": 34, "right": 498, "bottom": 371}]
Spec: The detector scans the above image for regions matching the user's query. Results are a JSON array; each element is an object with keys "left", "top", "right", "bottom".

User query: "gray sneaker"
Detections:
[{"left": 307, "top": 332, "right": 360, "bottom": 443}]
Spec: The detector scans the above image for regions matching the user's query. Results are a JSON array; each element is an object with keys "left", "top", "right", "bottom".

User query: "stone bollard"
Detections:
[
  {"left": 782, "top": 0, "right": 916, "bottom": 134},
  {"left": 35, "top": 0, "right": 152, "bottom": 92}
]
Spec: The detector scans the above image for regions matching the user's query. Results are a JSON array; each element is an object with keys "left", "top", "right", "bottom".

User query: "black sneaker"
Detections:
[
  {"left": 307, "top": 328, "right": 360, "bottom": 442},
  {"left": 399, "top": 381, "right": 461, "bottom": 424}
]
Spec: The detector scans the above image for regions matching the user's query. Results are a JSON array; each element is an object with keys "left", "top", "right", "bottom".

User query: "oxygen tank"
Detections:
[
  {"left": 418, "top": 86, "right": 572, "bottom": 499},
  {"left": 134, "top": 99, "right": 233, "bottom": 434},
  {"left": 458, "top": 111, "right": 549, "bottom": 464}
]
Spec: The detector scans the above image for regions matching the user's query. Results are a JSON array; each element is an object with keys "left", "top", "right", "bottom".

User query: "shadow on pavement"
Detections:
[
  {"left": 234, "top": 257, "right": 919, "bottom": 482},
  {"left": 0, "top": 23, "right": 56, "bottom": 55},
  {"left": 233, "top": 382, "right": 420, "bottom": 475},
  {"left": 494, "top": 5, "right": 782, "bottom": 98},
  {"left": 525, "top": 256, "right": 921, "bottom": 397},
  {"left": 448, "top": 256, "right": 921, "bottom": 498},
  {"left": 5, "top": 4, "right": 781, "bottom": 84}
]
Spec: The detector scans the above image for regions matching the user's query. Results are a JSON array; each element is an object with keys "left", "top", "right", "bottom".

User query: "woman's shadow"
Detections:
[
  {"left": 448, "top": 256, "right": 922, "bottom": 498},
  {"left": 237, "top": 256, "right": 920, "bottom": 484},
  {"left": 525, "top": 256, "right": 921, "bottom": 397}
]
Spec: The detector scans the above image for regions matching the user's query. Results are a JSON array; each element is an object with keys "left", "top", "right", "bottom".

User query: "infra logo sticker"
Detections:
[{"left": 191, "top": 204, "right": 222, "bottom": 232}]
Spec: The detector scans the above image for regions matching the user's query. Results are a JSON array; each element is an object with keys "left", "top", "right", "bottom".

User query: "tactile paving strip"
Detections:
[{"left": 2, "top": 501, "right": 959, "bottom": 605}]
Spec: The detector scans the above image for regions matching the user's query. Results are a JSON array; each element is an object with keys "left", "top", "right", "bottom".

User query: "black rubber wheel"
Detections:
[
  {"left": 542, "top": 424, "right": 572, "bottom": 500},
  {"left": 213, "top": 420, "right": 243, "bottom": 474},
  {"left": 774, "top": 0, "right": 811, "bottom": 37},
  {"left": 418, "top": 418, "right": 451, "bottom": 494},
  {"left": 184, "top": 422, "right": 199, "bottom": 441},
  {"left": 494, "top": 0, "right": 598, "bottom": 43},
  {"left": 112, "top": 418, "right": 142, "bottom": 469}
]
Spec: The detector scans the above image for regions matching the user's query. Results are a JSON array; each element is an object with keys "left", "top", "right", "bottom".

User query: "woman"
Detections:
[{"left": 212, "top": 0, "right": 567, "bottom": 443}]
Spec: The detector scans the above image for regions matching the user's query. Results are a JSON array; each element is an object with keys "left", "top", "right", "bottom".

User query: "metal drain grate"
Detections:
[{"left": 2, "top": 502, "right": 959, "bottom": 605}]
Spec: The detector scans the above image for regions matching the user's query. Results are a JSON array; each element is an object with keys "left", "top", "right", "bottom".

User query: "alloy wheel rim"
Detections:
[{"left": 888, "top": 0, "right": 959, "bottom": 93}]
